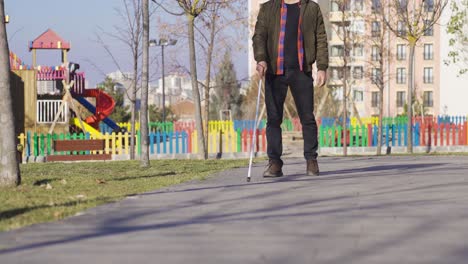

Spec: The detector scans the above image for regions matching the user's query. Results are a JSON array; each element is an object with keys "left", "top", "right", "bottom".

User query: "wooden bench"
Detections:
[{"left": 47, "top": 139, "right": 112, "bottom": 162}]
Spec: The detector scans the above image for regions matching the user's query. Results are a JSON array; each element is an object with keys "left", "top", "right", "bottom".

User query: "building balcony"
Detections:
[
  {"left": 328, "top": 79, "right": 344, "bottom": 87},
  {"left": 329, "top": 11, "right": 351, "bottom": 24}
]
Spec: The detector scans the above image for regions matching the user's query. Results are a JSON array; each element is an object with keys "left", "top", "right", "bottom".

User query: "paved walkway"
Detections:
[{"left": 1, "top": 156, "right": 468, "bottom": 264}]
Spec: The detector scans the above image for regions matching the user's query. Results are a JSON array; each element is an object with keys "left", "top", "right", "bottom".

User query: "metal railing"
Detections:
[{"left": 36, "top": 100, "right": 68, "bottom": 124}]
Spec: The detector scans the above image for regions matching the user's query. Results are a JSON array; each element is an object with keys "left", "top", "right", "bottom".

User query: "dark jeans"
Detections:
[{"left": 265, "top": 68, "right": 318, "bottom": 161}]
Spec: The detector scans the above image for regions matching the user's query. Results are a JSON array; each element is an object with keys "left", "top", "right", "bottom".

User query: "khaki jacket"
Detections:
[{"left": 252, "top": 0, "right": 329, "bottom": 74}]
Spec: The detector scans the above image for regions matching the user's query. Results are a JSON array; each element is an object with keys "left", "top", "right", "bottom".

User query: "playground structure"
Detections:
[{"left": 10, "top": 29, "right": 122, "bottom": 137}]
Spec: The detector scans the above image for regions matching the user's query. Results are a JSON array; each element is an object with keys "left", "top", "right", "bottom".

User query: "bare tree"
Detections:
[
  {"left": 445, "top": 0, "right": 468, "bottom": 75},
  {"left": 176, "top": 0, "right": 209, "bottom": 158},
  {"left": 96, "top": 0, "right": 145, "bottom": 160},
  {"left": 154, "top": 0, "right": 246, "bottom": 156},
  {"left": 380, "top": 0, "right": 448, "bottom": 153},
  {"left": 365, "top": 4, "right": 392, "bottom": 156},
  {"left": 315, "top": 86, "right": 341, "bottom": 120},
  {"left": 198, "top": 0, "right": 246, "bottom": 155},
  {"left": 331, "top": 0, "right": 364, "bottom": 155},
  {"left": 140, "top": 0, "right": 150, "bottom": 166},
  {"left": 0, "top": 0, "right": 21, "bottom": 186}
]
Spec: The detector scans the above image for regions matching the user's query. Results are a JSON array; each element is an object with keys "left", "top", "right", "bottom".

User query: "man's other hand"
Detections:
[
  {"left": 256, "top": 61, "right": 267, "bottom": 78},
  {"left": 316, "top": 70, "right": 327, "bottom": 87}
]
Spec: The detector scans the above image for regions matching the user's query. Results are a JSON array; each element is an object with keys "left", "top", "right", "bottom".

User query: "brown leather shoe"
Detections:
[
  {"left": 263, "top": 159, "right": 283, "bottom": 177},
  {"left": 306, "top": 159, "right": 319, "bottom": 176}
]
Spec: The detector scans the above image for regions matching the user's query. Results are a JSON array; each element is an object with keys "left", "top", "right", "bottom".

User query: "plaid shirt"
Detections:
[{"left": 276, "top": 0, "right": 304, "bottom": 75}]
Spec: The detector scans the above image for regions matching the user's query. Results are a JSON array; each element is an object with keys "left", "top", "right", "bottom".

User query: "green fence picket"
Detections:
[{"left": 337, "top": 126, "right": 342, "bottom": 147}]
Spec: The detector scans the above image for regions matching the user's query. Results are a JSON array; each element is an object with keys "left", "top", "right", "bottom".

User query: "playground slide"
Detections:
[
  {"left": 71, "top": 117, "right": 102, "bottom": 138},
  {"left": 82, "top": 89, "right": 115, "bottom": 128},
  {"left": 73, "top": 89, "right": 122, "bottom": 132}
]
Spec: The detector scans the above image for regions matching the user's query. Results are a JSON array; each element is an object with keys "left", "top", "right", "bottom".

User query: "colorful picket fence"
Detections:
[
  {"left": 17, "top": 128, "right": 267, "bottom": 159},
  {"left": 319, "top": 121, "right": 468, "bottom": 148},
  {"left": 102, "top": 119, "right": 302, "bottom": 134}
]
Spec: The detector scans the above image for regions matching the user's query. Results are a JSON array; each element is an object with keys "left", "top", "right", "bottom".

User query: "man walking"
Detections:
[{"left": 252, "top": 0, "right": 328, "bottom": 177}]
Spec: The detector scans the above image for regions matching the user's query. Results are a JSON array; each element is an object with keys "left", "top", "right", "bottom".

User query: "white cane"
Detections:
[{"left": 247, "top": 78, "right": 263, "bottom": 182}]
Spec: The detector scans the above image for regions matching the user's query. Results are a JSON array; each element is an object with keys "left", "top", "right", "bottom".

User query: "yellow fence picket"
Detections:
[
  {"left": 117, "top": 132, "right": 123, "bottom": 155},
  {"left": 111, "top": 132, "right": 116, "bottom": 155},
  {"left": 17, "top": 133, "right": 26, "bottom": 158},
  {"left": 124, "top": 133, "right": 129, "bottom": 155},
  {"left": 192, "top": 130, "right": 198, "bottom": 154}
]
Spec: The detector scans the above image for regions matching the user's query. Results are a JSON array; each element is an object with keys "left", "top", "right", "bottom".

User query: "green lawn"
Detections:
[{"left": 0, "top": 159, "right": 249, "bottom": 232}]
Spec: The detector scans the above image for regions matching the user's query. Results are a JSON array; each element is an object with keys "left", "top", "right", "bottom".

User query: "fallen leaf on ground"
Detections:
[{"left": 96, "top": 179, "right": 106, "bottom": 184}]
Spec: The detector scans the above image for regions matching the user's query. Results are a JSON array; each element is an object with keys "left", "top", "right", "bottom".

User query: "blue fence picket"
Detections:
[
  {"left": 385, "top": 125, "right": 390, "bottom": 146},
  {"left": 403, "top": 124, "right": 408, "bottom": 146},
  {"left": 373, "top": 125, "right": 378, "bottom": 146},
  {"left": 175, "top": 131, "right": 180, "bottom": 154},
  {"left": 182, "top": 131, "right": 187, "bottom": 153},
  {"left": 414, "top": 123, "right": 420, "bottom": 146},
  {"left": 156, "top": 131, "right": 161, "bottom": 154},
  {"left": 149, "top": 133, "right": 155, "bottom": 154},
  {"left": 26, "top": 131, "right": 31, "bottom": 157}
]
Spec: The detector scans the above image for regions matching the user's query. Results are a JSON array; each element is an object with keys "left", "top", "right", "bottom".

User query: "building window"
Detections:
[
  {"left": 423, "top": 91, "right": 434, "bottom": 107},
  {"left": 371, "top": 21, "right": 381, "bottom": 37},
  {"left": 354, "top": 90, "right": 364, "bottom": 102},
  {"left": 350, "top": 20, "right": 365, "bottom": 35},
  {"left": 353, "top": 66, "right": 363, "bottom": 79},
  {"left": 424, "top": 44, "right": 433, "bottom": 60},
  {"left": 331, "top": 45, "right": 344, "bottom": 57},
  {"left": 330, "top": 0, "right": 350, "bottom": 11},
  {"left": 398, "top": 0, "right": 408, "bottom": 11},
  {"left": 353, "top": 44, "right": 364, "bottom": 57},
  {"left": 371, "top": 68, "right": 381, "bottom": 84},
  {"left": 397, "top": 44, "right": 406, "bottom": 60},
  {"left": 424, "top": 67, "right": 433, "bottom": 83},
  {"left": 424, "top": 20, "right": 434, "bottom": 36},
  {"left": 330, "top": 67, "right": 343, "bottom": 80},
  {"left": 354, "top": 0, "right": 364, "bottom": 11},
  {"left": 396, "top": 91, "right": 406, "bottom": 107},
  {"left": 371, "top": 45, "right": 380, "bottom": 61},
  {"left": 424, "top": 0, "right": 434, "bottom": 12},
  {"left": 397, "top": 21, "right": 406, "bottom": 37},
  {"left": 372, "top": 0, "right": 381, "bottom": 11},
  {"left": 331, "top": 0, "right": 339, "bottom": 11},
  {"left": 371, "top": 91, "right": 380, "bottom": 107},
  {"left": 396, "top": 68, "right": 407, "bottom": 84}
]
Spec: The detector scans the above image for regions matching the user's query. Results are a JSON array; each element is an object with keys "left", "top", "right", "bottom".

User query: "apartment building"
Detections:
[{"left": 249, "top": 0, "right": 468, "bottom": 117}]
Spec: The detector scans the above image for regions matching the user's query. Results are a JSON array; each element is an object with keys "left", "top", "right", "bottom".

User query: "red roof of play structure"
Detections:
[{"left": 29, "top": 29, "right": 71, "bottom": 51}]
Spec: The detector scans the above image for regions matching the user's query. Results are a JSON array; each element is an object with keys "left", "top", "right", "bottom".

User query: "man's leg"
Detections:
[
  {"left": 288, "top": 70, "right": 318, "bottom": 162},
  {"left": 264, "top": 73, "right": 288, "bottom": 177}
]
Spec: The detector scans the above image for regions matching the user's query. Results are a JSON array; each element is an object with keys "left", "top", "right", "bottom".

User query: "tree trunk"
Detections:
[
  {"left": 341, "top": 4, "right": 348, "bottom": 156},
  {"left": 407, "top": 42, "right": 415, "bottom": 153},
  {"left": 342, "top": 73, "right": 348, "bottom": 156},
  {"left": 377, "top": 87, "right": 384, "bottom": 155},
  {"left": 203, "top": 8, "right": 217, "bottom": 156},
  {"left": 140, "top": 0, "right": 150, "bottom": 167},
  {"left": 130, "top": 74, "right": 137, "bottom": 160},
  {"left": 188, "top": 15, "right": 207, "bottom": 159},
  {"left": 315, "top": 88, "right": 329, "bottom": 120},
  {"left": 0, "top": 0, "right": 21, "bottom": 187}
]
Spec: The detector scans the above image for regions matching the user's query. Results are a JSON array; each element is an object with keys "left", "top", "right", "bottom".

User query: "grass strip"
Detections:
[{"left": 0, "top": 159, "right": 248, "bottom": 231}]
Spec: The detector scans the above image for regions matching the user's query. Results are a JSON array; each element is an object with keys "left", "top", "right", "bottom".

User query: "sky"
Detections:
[{"left": 5, "top": 0, "right": 249, "bottom": 87}]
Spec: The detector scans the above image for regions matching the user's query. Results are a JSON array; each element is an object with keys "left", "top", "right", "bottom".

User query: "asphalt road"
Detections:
[{"left": 1, "top": 156, "right": 468, "bottom": 264}]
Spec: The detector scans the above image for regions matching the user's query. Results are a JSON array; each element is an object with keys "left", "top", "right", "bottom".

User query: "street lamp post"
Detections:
[{"left": 149, "top": 38, "right": 177, "bottom": 124}]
